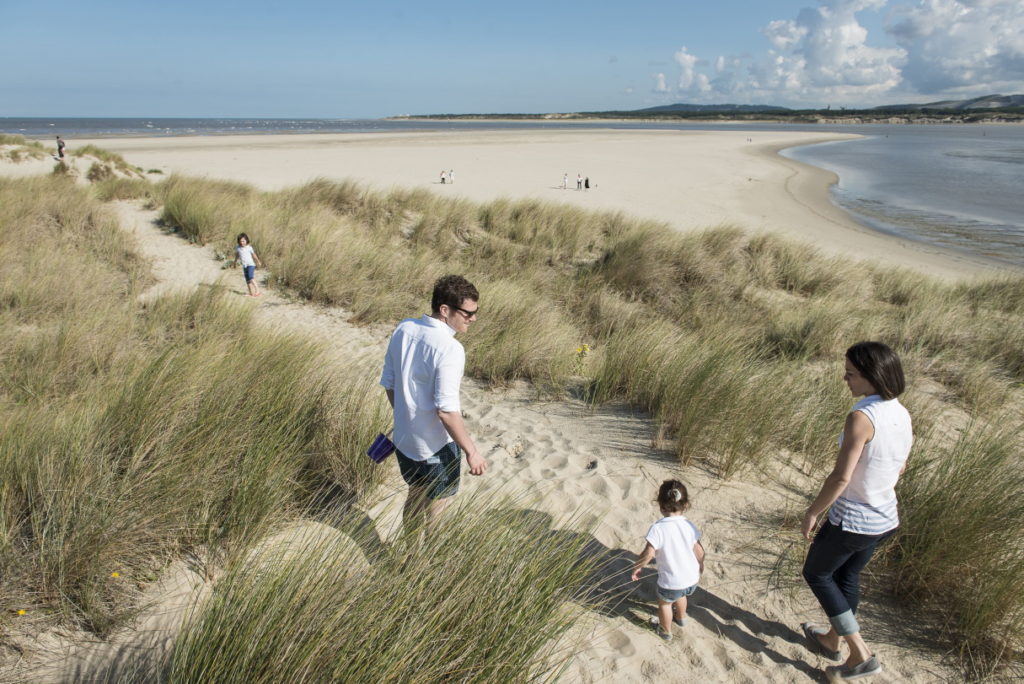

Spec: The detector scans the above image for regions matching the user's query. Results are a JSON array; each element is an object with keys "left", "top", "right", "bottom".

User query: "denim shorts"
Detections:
[
  {"left": 242, "top": 265, "right": 256, "bottom": 282},
  {"left": 395, "top": 442, "right": 460, "bottom": 500},
  {"left": 657, "top": 584, "right": 698, "bottom": 603}
]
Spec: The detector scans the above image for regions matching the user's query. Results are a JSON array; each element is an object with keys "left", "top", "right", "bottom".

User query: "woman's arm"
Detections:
[
  {"left": 801, "top": 411, "right": 874, "bottom": 540},
  {"left": 631, "top": 542, "right": 656, "bottom": 581}
]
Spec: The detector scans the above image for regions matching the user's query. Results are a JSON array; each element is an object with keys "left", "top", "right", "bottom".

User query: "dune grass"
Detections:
[
  {"left": 168, "top": 504, "right": 602, "bottom": 683},
  {"left": 0, "top": 134, "right": 48, "bottom": 162},
  {"left": 145, "top": 173, "right": 1024, "bottom": 668},
  {"left": 0, "top": 176, "right": 388, "bottom": 636},
  {"left": 2, "top": 174, "right": 608, "bottom": 681},
  {"left": 887, "top": 418, "right": 1024, "bottom": 668},
  {"left": 6, "top": 159, "right": 1024, "bottom": 672}
]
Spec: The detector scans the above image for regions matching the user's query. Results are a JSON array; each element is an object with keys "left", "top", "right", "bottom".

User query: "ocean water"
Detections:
[
  {"left": 3, "top": 117, "right": 1022, "bottom": 267},
  {"left": 781, "top": 125, "right": 1024, "bottom": 268}
]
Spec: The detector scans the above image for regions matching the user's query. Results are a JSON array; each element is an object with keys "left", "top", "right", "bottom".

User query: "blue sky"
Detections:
[{"left": 1, "top": 0, "right": 1021, "bottom": 117}]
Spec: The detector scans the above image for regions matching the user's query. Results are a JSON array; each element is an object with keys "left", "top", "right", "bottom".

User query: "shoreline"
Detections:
[{"left": 14, "top": 129, "right": 1016, "bottom": 279}]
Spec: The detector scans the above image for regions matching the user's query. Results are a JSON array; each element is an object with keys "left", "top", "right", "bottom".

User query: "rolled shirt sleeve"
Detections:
[{"left": 434, "top": 344, "right": 464, "bottom": 413}]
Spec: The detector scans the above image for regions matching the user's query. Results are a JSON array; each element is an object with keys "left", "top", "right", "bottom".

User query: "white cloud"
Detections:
[
  {"left": 654, "top": 0, "right": 1024, "bottom": 107},
  {"left": 888, "top": 0, "right": 1024, "bottom": 94}
]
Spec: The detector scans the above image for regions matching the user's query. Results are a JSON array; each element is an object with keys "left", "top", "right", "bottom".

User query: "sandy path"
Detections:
[{"left": 14, "top": 201, "right": 957, "bottom": 682}]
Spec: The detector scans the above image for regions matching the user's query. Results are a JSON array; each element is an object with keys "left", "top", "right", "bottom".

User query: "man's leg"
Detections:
[{"left": 403, "top": 485, "right": 431, "bottom": 534}]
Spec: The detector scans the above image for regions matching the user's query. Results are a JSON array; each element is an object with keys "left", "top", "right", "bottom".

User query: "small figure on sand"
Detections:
[
  {"left": 380, "top": 275, "right": 487, "bottom": 535},
  {"left": 584, "top": 177, "right": 590, "bottom": 190},
  {"left": 799, "top": 341, "right": 911, "bottom": 680},
  {"left": 448, "top": 169, "right": 455, "bottom": 184},
  {"left": 577, "top": 173, "right": 582, "bottom": 190},
  {"left": 632, "top": 480, "right": 705, "bottom": 642},
  {"left": 562, "top": 173, "right": 568, "bottom": 190},
  {"left": 440, "top": 170, "right": 447, "bottom": 184},
  {"left": 56, "top": 136, "right": 66, "bottom": 159},
  {"left": 233, "top": 232, "right": 263, "bottom": 297}
]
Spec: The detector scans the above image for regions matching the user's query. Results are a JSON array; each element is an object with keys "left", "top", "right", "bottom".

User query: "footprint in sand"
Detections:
[{"left": 605, "top": 629, "right": 637, "bottom": 657}]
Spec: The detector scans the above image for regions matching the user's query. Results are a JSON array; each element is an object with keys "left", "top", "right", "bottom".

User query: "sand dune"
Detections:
[{"left": 11, "top": 198, "right": 958, "bottom": 682}]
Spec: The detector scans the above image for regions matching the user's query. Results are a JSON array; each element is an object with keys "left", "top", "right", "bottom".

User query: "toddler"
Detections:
[
  {"left": 232, "top": 233, "right": 263, "bottom": 297},
  {"left": 631, "top": 479, "right": 705, "bottom": 641}
]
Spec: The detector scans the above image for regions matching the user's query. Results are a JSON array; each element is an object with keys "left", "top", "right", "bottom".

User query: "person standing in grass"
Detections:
[
  {"left": 233, "top": 233, "right": 262, "bottom": 297},
  {"left": 380, "top": 275, "right": 487, "bottom": 534},
  {"left": 631, "top": 479, "right": 705, "bottom": 642},
  {"left": 800, "top": 341, "right": 912, "bottom": 681},
  {"left": 56, "top": 136, "right": 65, "bottom": 159}
]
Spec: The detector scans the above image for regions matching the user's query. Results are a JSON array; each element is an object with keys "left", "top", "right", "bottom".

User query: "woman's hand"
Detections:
[{"left": 801, "top": 509, "right": 819, "bottom": 541}]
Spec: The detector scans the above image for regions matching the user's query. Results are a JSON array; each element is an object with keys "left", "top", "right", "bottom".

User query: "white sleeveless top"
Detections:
[{"left": 828, "top": 395, "right": 913, "bottom": 535}]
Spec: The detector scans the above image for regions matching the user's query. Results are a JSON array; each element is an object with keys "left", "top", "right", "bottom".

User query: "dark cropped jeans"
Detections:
[{"left": 802, "top": 520, "right": 894, "bottom": 636}]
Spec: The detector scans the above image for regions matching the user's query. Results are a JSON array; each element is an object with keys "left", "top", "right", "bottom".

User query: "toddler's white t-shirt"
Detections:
[
  {"left": 645, "top": 515, "right": 702, "bottom": 589},
  {"left": 236, "top": 244, "right": 256, "bottom": 267}
]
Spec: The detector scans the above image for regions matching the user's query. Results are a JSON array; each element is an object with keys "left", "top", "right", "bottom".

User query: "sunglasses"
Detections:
[{"left": 452, "top": 305, "right": 479, "bottom": 319}]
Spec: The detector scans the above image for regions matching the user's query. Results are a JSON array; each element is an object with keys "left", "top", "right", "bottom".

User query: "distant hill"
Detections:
[
  {"left": 393, "top": 94, "right": 1024, "bottom": 122},
  {"left": 873, "top": 94, "right": 1024, "bottom": 111},
  {"left": 635, "top": 103, "right": 790, "bottom": 113}
]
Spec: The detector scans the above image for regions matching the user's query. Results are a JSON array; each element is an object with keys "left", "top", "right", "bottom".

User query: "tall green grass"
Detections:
[
  {"left": 888, "top": 419, "right": 1024, "bottom": 667},
  {"left": 143, "top": 173, "right": 1024, "bottom": 670},
  {"left": 0, "top": 177, "right": 387, "bottom": 636},
  {"left": 168, "top": 505, "right": 601, "bottom": 683},
  {"left": 13, "top": 158, "right": 1024, "bottom": 671}
]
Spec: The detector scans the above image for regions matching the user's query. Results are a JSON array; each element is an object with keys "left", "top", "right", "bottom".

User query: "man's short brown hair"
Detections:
[{"left": 431, "top": 274, "right": 479, "bottom": 314}]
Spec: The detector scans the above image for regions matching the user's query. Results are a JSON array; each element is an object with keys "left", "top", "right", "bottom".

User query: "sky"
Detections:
[{"left": 1, "top": 0, "right": 1022, "bottom": 118}]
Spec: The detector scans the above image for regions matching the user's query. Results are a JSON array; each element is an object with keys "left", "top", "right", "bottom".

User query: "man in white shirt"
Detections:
[{"left": 380, "top": 275, "right": 487, "bottom": 532}]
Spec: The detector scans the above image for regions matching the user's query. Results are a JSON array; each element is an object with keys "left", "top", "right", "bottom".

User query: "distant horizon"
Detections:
[
  {"left": 2, "top": 1, "right": 1022, "bottom": 119},
  {"left": 4, "top": 90, "right": 1022, "bottom": 122}
]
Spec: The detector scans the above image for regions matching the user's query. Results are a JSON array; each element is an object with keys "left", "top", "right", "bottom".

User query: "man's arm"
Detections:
[{"left": 437, "top": 410, "right": 486, "bottom": 475}]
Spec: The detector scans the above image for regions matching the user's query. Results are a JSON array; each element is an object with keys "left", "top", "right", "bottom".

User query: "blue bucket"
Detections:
[{"left": 367, "top": 432, "right": 396, "bottom": 463}]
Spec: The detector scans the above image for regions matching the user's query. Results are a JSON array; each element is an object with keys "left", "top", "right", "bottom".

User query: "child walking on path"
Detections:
[
  {"left": 233, "top": 233, "right": 263, "bottom": 297},
  {"left": 631, "top": 480, "right": 705, "bottom": 642}
]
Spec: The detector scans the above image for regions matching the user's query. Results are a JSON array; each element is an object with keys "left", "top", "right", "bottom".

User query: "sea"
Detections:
[{"left": 3, "top": 117, "right": 1022, "bottom": 268}]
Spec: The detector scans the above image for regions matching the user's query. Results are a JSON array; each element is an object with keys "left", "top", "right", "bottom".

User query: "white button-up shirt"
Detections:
[{"left": 380, "top": 315, "right": 464, "bottom": 462}]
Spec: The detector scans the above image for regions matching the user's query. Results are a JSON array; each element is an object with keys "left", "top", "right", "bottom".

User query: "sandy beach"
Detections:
[{"left": 71, "top": 129, "right": 1006, "bottom": 280}]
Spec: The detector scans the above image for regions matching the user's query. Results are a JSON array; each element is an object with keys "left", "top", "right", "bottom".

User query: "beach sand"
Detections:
[
  {"left": 0, "top": 132, "right": 972, "bottom": 681},
  {"left": 73, "top": 129, "right": 1007, "bottom": 280}
]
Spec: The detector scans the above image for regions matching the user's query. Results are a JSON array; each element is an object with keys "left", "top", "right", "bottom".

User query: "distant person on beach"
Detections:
[
  {"left": 56, "top": 136, "right": 65, "bottom": 159},
  {"left": 380, "top": 275, "right": 487, "bottom": 534},
  {"left": 631, "top": 479, "right": 705, "bottom": 642},
  {"left": 577, "top": 173, "right": 582, "bottom": 190},
  {"left": 449, "top": 169, "right": 455, "bottom": 184},
  {"left": 800, "top": 341, "right": 911, "bottom": 681},
  {"left": 233, "top": 232, "right": 263, "bottom": 297},
  {"left": 562, "top": 173, "right": 568, "bottom": 189},
  {"left": 440, "top": 170, "right": 446, "bottom": 184},
  {"left": 584, "top": 177, "right": 589, "bottom": 190}
]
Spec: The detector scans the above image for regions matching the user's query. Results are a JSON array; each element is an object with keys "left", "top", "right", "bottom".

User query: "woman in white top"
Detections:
[{"left": 800, "top": 341, "right": 912, "bottom": 681}]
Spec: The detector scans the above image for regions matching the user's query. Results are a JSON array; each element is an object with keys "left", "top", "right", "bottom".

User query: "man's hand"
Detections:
[
  {"left": 466, "top": 450, "right": 487, "bottom": 476},
  {"left": 630, "top": 566, "right": 643, "bottom": 582}
]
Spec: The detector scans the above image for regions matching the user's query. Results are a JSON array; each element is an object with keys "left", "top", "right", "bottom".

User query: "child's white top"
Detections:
[
  {"left": 236, "top": 244, "right": 256, "bottom": 267},
  {"left": 645, "top": 515, "right": 701, "bottom": 590}
]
